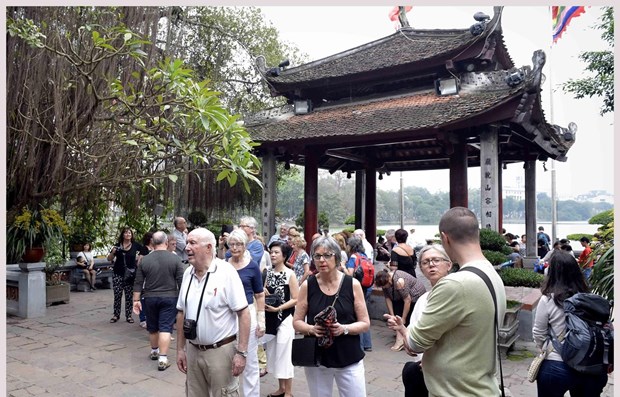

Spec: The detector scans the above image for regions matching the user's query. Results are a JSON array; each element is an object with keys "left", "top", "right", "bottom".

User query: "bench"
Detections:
[{"left": 71, "top": 259, "right": 114, "bottom": 291}]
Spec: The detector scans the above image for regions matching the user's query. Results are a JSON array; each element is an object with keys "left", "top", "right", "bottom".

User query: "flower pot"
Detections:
[
  {"left": 46, "top": 283, "right": 70, "bottom": 306},
  {"left": 22, "top": 247, "right": 46, "bottom": 263}
]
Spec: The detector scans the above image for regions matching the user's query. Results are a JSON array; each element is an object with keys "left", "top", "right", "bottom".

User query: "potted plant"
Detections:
[
  {"left": 43, "top": 238, "right": 71, "bottom": 306},
  {"left": 7, "top": 205, "right": 70, "bottom": 263}
]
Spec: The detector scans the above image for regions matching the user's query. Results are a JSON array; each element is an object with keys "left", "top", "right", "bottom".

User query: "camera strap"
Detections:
[{"left": 184, "top": 270, "right": 211, "bottom": 324}]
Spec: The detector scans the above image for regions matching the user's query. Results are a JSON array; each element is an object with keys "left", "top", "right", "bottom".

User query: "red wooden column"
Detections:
[
  {"left": 364, "top": 166, "right": 377, "bottom": 249},
  {"left": 449, "top": 140, "right": 468, "bottom": 208},
  {"left": 304, "top": 150, "right": 319, "bottom": 239}
]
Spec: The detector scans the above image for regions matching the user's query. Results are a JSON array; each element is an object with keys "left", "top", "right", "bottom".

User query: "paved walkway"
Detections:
[{"left": 7, "top": 286, "right": 614, "bottom": 396}]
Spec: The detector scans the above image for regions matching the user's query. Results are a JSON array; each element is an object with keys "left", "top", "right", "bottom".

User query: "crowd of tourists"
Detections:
[{"left": 96, "top": 208, "right": 610, "bottom": 397}]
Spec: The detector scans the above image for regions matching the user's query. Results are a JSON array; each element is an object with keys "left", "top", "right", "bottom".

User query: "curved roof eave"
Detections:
[{"left": 263, "top": 6, "right": 513, "bottom": 93}]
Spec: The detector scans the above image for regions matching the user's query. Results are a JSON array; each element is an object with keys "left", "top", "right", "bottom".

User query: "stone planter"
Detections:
[
  {"left": 498, "top": 304, "right": 521, "bottom": 358},
  {"left": 46, "top": 283, "right": 70, "bottom": 306}
]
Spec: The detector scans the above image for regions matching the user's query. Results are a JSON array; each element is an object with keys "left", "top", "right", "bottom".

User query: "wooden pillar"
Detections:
[
  {"left": 449, "top": 140, "right": 468, "bottom": 208},
  {"left": 480, "top": 128, "right": 500, "bottom": 232},
  {"left": 364, "top": 166, "right": 377, "bottom": 249},
  {"left": 261, "top": 150, "right": 276, "bottom": 242},
  {"left": 524, "top": 160, "right": 537, "bottom": 264},
  {"left": 304, "top": 150, "right": 319, "bottom": 239},
  {"left": 354, "top": 170, "right": 366, "bottom": 230}
]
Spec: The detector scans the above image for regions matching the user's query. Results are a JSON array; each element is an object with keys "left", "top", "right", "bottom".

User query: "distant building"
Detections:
[
  {"left": 576, "top": 190, "right": 614, "bottom": 204},
  {"left": 502, "top": 186, "right": 525, "bottom": 201}
]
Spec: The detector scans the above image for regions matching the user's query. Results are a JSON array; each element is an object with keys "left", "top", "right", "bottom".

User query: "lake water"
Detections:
[{"left": 331, "top": 221, "right": 600, "bottom": 251}]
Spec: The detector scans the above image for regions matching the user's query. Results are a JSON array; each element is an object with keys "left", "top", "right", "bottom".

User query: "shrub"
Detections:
[
  {"left": 566, "top": 233, "right": 593, "bottom": 242},
  {"left": 480, "top": 228, "right": 510, "bottom": 253},
  {"left": 589, "top": 209, "right": 613, "bottom": 226},
  {"left": 344, "top": 215, "right": 355, "bottom": 225},
  {"left": 499, "top": 267, "right": 544, "bottom": 288},
  {"left": 188, "top": 211, "right": 208, "bottom": 227},
  {"left": 483, "top": 250, "right": 509, "bottom": 266}
]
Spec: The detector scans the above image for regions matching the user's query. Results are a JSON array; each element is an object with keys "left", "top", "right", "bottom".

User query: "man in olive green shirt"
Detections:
[{"left": 407, "top": 207, "right": 506, "bottom": 396}]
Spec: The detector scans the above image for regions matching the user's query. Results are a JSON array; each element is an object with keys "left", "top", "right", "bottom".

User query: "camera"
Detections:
[{"left": 183, "top": 318, "right": 197, "bottom": 340}]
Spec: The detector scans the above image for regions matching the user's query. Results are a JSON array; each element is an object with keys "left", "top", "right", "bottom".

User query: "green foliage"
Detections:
[
  {"left": 206, "top": 219, "right": 235, "bottom": 236},
  {"left": 562, "top": 7, "right": 614, "bottom": 115},
  {"left": 188, "top": 211, "right": 208, "bottom": 228},
  {"left": 482, "top": 250, "right": 509, "bottom": 266},
  {"left": 589, "top": 209, "right": 613, "bottom": 225},
  {"left": 588, "top": 209, "right": 614, "bottom": 300},
  {"left": 590, "top": 246, "right": 613, "bottom": 300},
  {"left": 479, "top": 228, "right": 510, "bottom": 252},
  {"left": 43, "top": 238, "right": 69, "bottom": 283},
  {"left": 7, "top": 206, "right": 70, "bottom": 263},
  {"left": 566, "top": 233, "right": 594, "bottom": 242},
  {"left": 506, "top": 299, "right": 522, "bottom": 309},
  {"left": 499, "top": 268, "right": 544, "bottom": 288},
  {"left": 344, "top": 215, "right": 356, "bottom": 225},
  {"left": 7, "top": 7, "right": 267, "bottom": 219},
  {"left": 295, "top": 210, "right": 330, "bottom": 232}
]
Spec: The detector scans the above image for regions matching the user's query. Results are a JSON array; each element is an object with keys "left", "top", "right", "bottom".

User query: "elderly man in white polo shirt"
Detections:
[{"left": 176, "top": 228, "right": 250, "bottom": 397}]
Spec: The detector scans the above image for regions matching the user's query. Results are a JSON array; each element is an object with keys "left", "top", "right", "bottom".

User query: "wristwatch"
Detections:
[
  {"left": 343, "top": 325, "right": 349, "bottom": 335},
  {"left": 235, "top": 349, "right": 248, "bottom": 358}
]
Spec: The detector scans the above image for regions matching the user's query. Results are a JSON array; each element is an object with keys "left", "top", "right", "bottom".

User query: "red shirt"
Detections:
[{"left": 578, "top": 245, "right": 593, "bottom": 268}]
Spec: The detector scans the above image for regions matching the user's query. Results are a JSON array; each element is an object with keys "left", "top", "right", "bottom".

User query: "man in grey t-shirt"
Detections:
[{"left": 133, "top": 231, "right": 184, "bottom": 371}]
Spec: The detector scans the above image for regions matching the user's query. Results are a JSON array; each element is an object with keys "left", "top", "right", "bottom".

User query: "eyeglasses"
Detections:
[
  {"left": 312, "top": 253, "right": 335, "bottom": 261},
  {"left": 420, "top": 257, "right": 449, "bottom": 267},
  {"left": 229, "top": 242, "right": 244, "bottom": 248}
]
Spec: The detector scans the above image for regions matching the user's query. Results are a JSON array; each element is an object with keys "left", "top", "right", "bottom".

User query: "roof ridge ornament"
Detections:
[{"left": 470, "top": 11, "right": 490, "bottom": 36}]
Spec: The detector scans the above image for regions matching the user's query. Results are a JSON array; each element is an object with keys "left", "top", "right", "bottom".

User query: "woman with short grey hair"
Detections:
[{"left": 293, "top": 236, "right": 369, "bottom": 397}]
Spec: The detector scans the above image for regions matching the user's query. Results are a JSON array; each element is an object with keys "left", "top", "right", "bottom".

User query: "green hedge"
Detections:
[
  {"left": 483, "top": 250, "right": 509, "bottom": 266},
  {"left": 499, "top": 267, "right": 544, "bottom": 288},
  {"left": 480, "top": 228, "right": 511, "bottom": 254},
  {"left": 566, "top": 233, "right": 594, "bottom": 242}
]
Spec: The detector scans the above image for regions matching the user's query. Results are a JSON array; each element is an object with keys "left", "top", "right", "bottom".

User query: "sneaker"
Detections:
[
  {"left": 96, "top": 269, "right": 102, "bottom": 275},
  {"left": 364, "top": 347, "right": 373, "bottom": 352},
  {"left": 140, "top": 321, "right": 147, "bottom": 329},
  {"left": 149, "top": 351, "right": 159, "bottom": 360},
  {"left": 158, "top": 360, "right": 171, "bottom": 371}
]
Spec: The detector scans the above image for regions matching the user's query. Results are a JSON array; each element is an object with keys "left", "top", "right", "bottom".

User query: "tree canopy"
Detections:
[
  {"left": 562, "top": 6, "right": 614, "bottom": 115},
  {"left": 6, "top": 6, "right": 305, "bottom": 234}
]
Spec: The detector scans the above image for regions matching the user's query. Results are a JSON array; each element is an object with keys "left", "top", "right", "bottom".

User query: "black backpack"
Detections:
[{"left": 550, "top": 292, "right": 614, "bottom": 375}]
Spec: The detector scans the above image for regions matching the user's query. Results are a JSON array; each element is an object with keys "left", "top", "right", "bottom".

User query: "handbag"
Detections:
[
  {"left": 123, "top": 267, "right": 136, "bottom": 284},
  {"left": 291, "top": 336, "right": 320, "bottom": 367},
  {"left": 265, "top": 294, "right": 282, "bottom": 308},
  {"left": 527, "top": 340, "right": 553, "bottom": 382}
]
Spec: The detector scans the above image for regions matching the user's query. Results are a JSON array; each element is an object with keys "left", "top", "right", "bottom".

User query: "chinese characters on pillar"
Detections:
[{"left": 480, "top": 130, "right": 499, "bottom": 231}]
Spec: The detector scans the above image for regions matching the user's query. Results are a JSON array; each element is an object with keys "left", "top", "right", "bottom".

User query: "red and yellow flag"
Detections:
[{"left": 552, "top": 6, "right": 586, "bottom": 43}]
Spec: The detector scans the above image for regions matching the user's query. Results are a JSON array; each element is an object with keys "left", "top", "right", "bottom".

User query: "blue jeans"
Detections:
[
  {"left": 360, "top": 287, "right": 373, "bottom": 350},
  {"left": 537, "top": 359, "right": 608, "bottom": 397},
  {"left": 583, "top": 267, "right": 592, "bottom": 281}
]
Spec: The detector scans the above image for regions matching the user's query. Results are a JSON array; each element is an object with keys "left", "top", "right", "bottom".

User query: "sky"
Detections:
[{"left": 259, "top": 6, "right": 614, "bottom": 199}]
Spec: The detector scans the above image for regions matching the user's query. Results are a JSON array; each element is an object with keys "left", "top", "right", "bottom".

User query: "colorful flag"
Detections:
[
  {"left": 552, "top": 6, "right": 586, "bottom": 43},
  {"left": 389, "top": 5, "right": 412, "bottom": 22}
]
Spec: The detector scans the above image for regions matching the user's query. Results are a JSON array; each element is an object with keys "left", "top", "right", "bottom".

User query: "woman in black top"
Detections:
[
  {"left": 390, "top": 229, "right": 417, "bottom": 277},
  {"left": 293, "top": 236, "right": 370, "bottom": 397},
  {"left": 107, "top": 227, "right": 146, "bottom": 323}
]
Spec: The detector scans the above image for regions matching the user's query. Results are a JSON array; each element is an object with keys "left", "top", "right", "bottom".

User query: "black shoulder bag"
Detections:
[{"left": 459, "top": 266, "right": 505, "bottom": 397}]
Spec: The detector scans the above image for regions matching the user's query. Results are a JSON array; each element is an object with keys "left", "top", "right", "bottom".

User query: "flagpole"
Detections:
[{"left": 548, "top": 6, "right": 558, "bottom": 244}]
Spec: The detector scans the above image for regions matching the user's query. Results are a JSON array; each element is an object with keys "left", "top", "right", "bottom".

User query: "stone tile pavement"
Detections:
[{"left": 7, "top": 286, "right": 614, "bottom": 396}]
